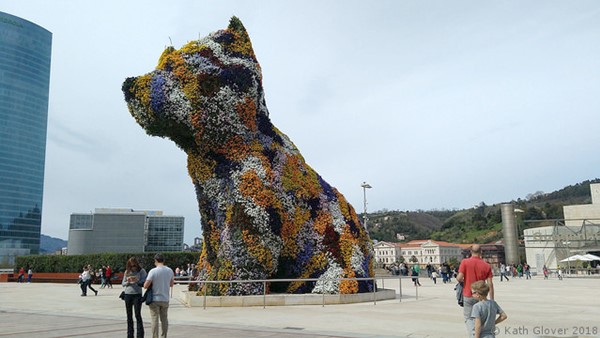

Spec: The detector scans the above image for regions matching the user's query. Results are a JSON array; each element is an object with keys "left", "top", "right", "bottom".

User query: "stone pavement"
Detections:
[{"left": 0, "top": 275, "right": 598, "bottom": 338}]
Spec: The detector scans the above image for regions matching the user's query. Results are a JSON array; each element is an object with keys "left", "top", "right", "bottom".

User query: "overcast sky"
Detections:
[{"left": 4, "top": 1, "right": 600, "bottom": 244}]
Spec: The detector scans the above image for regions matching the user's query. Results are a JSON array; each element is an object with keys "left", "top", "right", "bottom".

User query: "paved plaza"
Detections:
[{"left": 0, "top": 275, "right": 598, "bottom": 338}]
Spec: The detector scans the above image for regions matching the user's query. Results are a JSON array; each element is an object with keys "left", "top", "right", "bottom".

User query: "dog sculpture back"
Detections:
[{"left": 123, "top": 17, "right": 373, "bottom": 295}]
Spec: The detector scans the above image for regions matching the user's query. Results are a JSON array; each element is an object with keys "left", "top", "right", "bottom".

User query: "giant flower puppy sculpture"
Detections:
[{"left": 123, "top": 17, "right": 374, "bottom": 295}]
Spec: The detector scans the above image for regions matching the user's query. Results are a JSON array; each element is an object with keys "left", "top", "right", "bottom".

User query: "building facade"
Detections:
[
  {"left": 0, "top": 12, "right": 52, "bottom": 264},
  {"left": 524, "top": 183, "right": 600, "bottom": 272},
  {"left": 373, "top": 239, "right": 464, "bottom": 268},
  {"left": 402, "top": 240, "right": 463, "bottom": 266},
  {"left": 373, "top": 241, "right": 402, "bottom": 265},
  {"left": 67, "top": 208, "right": 184, "bottom": 255}
]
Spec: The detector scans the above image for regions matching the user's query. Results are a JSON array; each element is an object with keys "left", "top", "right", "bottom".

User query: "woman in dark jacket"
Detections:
[{"left": 122, "top": 257, "right": 147, "bottom": 338}]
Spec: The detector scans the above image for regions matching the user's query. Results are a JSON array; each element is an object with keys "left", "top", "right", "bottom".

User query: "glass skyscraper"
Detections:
[{"left": 0, "top": 12, "right": 52, "bottom": 264}]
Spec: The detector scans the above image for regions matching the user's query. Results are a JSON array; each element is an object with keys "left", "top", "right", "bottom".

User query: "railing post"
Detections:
[
  {"left": 398, "top": 276, "right": 402, "bottom": 303},
  {"left": 373, "top": 277, "right": 376, "bottom": 305},
  {"left": 263, "top": 281, "right": 267, "bottom": 309},
  {"left": 203, "top": 282, "right": 207, "bottom": 310}
]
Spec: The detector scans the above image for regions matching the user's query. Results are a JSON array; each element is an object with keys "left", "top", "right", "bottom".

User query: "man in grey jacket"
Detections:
[{"left": 144, "top": 254, "right": 174, "bottom": 338}]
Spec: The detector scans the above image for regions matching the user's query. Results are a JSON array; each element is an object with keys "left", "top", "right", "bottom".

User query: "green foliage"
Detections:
[
  {"left": 15, "top": 252, "right": 200, "bottom": 273},
  {"left": 446, "top": 257, "right": 459, "bottom": 269},
  {"left": 367, "top": 210, "right": 440, "bottom": 242},
  {"left": 423, "top": 178, "right": 599, "bottom": 244}
]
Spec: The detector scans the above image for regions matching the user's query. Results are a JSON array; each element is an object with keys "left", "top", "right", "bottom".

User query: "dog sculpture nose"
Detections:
[{"left": 122, "top": 76, "right": 138, "bottom": 102}]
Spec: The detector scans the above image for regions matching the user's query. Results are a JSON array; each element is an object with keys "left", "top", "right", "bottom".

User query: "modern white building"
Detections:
[
  {"left": 67, "top": 208, "right": 184, "bottom": 255},
  {"left": 524, "top": 183, "right": 600, "bottom": 272},
  {"left": 563, "top": 183, "right": 600, "bottom": 227}
]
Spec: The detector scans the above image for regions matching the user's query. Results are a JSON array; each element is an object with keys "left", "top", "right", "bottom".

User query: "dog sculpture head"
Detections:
[{"left": 123, "top": 17, "right": 266, "bottom": 154}]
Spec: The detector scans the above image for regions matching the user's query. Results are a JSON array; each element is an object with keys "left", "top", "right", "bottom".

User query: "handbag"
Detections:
[
  {"left": 119, "top": 291, "right": 125, "bottom": 300},
  {"left": 141, "top": 287, "right": 153, "bottom": 305}
]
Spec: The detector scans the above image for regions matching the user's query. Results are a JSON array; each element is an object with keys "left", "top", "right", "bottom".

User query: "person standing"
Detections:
[
  {"left": 500, "top": 263, "right": 509, "bottom": 282},
  {"left": 17, "top": 267, "right": 25, "bottom": 283},
  {"left": 27, "top": 268, "right": 33, "bottom": 283},
  {"left": 144, "top": 254, "right": 174, "bottom": 338},
  {"left": 106, "top": 265, "right": 113, "bottom": 288},
  {"left": 411, "top": 264, "right": 422, "bottom": 286},
  {"left": 441, "top": 263, "right": 450, "bottom": 283},
  {"left": 122, "top": 257, "right": 147, "bottom": 338},
  {"left": 456, "top": 244, "right": 494, "bottom": 337},
  {"left": 470, "top": 280, "right": 507, "bottom": 338},
  {"left": 100, "top": 265, "right": 107, "bottom": 288}
]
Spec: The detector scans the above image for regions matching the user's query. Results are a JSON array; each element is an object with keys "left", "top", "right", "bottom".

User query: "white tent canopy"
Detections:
[
  {"left": 583, "top": 253, "right": 600, "bottom": 261},
  {"left": 560, "top": 254, "right": 592, "bottom": 262}
]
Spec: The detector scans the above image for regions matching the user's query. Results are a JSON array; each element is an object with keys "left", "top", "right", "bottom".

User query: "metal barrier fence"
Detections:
[{"left": 172, "top": 275, "right": 424, "bottom": 309}]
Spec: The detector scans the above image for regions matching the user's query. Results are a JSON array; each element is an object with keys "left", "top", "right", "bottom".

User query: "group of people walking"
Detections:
[
  {"left": 16, "top": 267, "right": 33, "bottom": 283},
  {"left": 79, "top": 264, "right": 116, "bottom": 296},
  {"left": 499, "top": 262, "right": 531, "bottom": 281},
  {"left": 386, "top": 261, "right": 458, "bottom": 286}
]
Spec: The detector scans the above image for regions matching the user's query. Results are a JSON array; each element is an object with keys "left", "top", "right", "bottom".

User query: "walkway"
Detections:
[{"left": 0, "top": 276, "right": 598, "bottom": 337}]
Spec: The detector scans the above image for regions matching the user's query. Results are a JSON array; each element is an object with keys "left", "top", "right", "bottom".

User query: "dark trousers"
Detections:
[
  {"left": 80, "top": 280, "right": 97, "bottom": 295},
  {"left": 124, "top": 294, "right": 144, "bottom": 338}
]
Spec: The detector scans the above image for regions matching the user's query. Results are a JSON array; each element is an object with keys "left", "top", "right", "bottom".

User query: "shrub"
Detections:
[{"left": 14, "top": 252, "right": 200, "bottom": 273}]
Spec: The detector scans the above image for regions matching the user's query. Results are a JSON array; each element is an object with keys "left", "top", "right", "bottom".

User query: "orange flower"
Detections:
[
  {"left": 340, "top": 269, "right": 358, "bottom": 294},
  {"left": 242, "top": 229, "right": 274, "bottom": 272},
  {"left": 239, "top": 170, "right": 274, "bottom": 208},
  {"left": 237, "top": 97, "right": 257, "bottom": 132}
]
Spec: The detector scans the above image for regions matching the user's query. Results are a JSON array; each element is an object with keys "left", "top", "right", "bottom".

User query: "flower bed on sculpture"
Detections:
[{"left": 123, "top": 17, "right": 374, "bottom": 295}]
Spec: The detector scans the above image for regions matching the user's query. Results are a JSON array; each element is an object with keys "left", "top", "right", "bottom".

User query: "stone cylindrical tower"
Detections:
[{"left": 501, "top": 203, "right": 520, "bottom": 265}]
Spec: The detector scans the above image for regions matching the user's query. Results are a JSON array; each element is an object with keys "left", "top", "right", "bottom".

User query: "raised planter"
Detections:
[{"left": 180, "top": 288, "right": 397, "bottom": 307}]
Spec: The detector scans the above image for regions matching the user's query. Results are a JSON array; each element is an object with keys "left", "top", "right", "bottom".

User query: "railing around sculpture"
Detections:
[{"left": 174, "top": 276, "right": 421, "bottom": 309}]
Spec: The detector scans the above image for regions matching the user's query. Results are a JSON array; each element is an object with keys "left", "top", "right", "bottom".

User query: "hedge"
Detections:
[{"left": 14, "top": 252, "right": 201, "bottom": 273}]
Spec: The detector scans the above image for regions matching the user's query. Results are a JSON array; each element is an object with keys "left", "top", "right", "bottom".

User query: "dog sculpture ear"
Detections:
[
  {"left": 228, "top": 16, "right": 248, "bottom": 35},
  {"left": 226, "top": 16, "right": 255, "bottom": 58}
]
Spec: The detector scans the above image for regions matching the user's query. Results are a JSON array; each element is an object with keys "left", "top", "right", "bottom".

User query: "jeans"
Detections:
[
  {"left": 149, "top": 301, "right": 169, "bottom": 338},
  {"left": 463, "top": 296, "right": 477, "bottom": 337},
  {"left": 124, "top": 294, "right": 144, "bottom": 338},
  {"left": 80, "top": 280, "right": 97, "bottom": 295}
]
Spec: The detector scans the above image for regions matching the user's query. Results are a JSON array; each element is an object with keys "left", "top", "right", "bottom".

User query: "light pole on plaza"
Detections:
[
  {"left": 361, "top": 182, "right": 372, "bottom": 229},
  {"left": 562, "top": 241, "right": 571, "bottom": 275}
]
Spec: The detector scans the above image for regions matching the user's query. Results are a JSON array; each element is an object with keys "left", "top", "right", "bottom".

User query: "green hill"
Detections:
[{"left": 367, "top": 178, "right": 600, "bottom": 244}]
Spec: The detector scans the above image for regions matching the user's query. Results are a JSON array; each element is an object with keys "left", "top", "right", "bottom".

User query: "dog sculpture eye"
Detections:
[{"left": 219, "top": 65, "right": 255, "bottom": 93}]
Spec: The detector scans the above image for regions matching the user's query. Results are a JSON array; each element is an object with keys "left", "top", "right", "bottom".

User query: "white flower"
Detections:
[
  {"left": 312, "top": 256, "right": 343, "bottom": 294},
  {"left": 350, "top": 244, "right": 366, "bottom": 276}
]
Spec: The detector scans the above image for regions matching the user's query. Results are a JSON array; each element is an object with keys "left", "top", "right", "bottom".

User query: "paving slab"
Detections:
[{"left": 0, "top": 275, "right": 598, "bottom": 337}]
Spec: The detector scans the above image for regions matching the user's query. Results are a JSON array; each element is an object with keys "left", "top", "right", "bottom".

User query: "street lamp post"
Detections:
[
  {"left": 361, "top": 182, "right": 372, "bottom": 229},
  {"left": 563, "top": 241, "right": 571, "bottom": 275}
]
